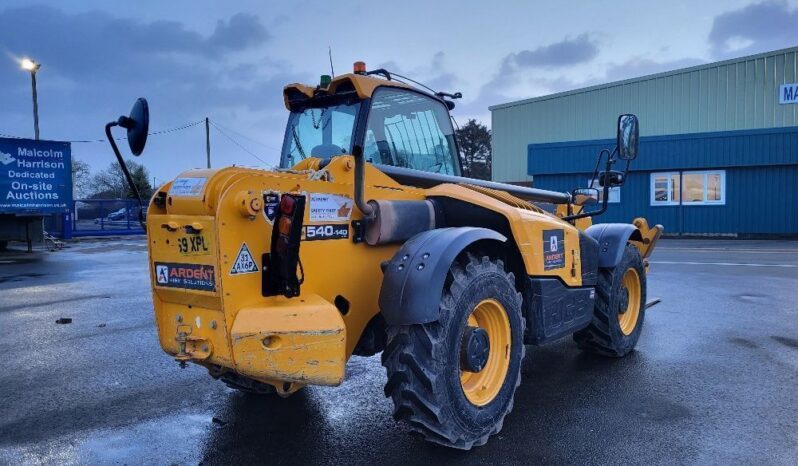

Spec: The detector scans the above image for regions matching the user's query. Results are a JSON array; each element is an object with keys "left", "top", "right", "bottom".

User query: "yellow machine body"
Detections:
[{"left": 145, "top": 72, "right": 661, "bottom": 392}]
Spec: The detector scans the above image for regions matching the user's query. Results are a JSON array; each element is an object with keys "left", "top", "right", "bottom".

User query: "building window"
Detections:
[
  {"left": 650, "top": 170, "right": 725, "bottom": 206},
  {"left": 587, "top": 178, "right": 620, "bottom": 203}
]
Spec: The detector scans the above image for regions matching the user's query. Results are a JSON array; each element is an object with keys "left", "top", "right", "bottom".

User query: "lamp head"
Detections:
[{"left": 20, "top": 58, "right": 40, "bottom": 72}]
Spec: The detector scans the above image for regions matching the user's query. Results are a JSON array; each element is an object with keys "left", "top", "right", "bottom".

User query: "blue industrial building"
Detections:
[
  {"left": 491, "top": 47, "right": 798, "bottom": 236},
  {"left": 528, "top": 127, "right": 798, "bottom": 236}
]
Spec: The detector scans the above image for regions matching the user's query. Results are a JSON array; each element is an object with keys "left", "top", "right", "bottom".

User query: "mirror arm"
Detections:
[
  {"left": 564, "top": 150, "right": 613, "bottom": 222},
  {"left": 618, "top": 158, "right": 632, "bottom": 186},
  {"left": 105, "top": 122, "right": 146, "bottom": 231}
]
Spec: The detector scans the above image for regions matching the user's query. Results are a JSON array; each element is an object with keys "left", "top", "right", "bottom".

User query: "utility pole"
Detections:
[{"left": 205, "top": 117, "right": 211, "bottom": 169}]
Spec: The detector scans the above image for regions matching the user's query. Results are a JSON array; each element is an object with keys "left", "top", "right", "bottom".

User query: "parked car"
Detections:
[{"left": 93, "top": 207, "right": 144, "bottom": 224}]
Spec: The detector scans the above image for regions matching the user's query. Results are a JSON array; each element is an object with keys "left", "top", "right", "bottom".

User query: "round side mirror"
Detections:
[
  {"left": 119, "top": 98, "right": 149, "bottom": 156},
  {"left": 572, "top": 187, "right": 599, "bottom": 206},
  {"left": 617, "top": 114, "right": 639, "bottom": 160}
]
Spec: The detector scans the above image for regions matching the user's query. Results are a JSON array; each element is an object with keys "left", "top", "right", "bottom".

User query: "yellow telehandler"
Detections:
[{"left": 105, "top": 61, "right": 662, "bottom": 449}]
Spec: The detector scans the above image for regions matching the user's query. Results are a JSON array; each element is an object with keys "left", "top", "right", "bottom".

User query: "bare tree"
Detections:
[
  {"left": 71, "top": 158, "right": 92, "bottom": 198},
  {"left": 89, "top": 160, "right": 153, "bottom": 200}
]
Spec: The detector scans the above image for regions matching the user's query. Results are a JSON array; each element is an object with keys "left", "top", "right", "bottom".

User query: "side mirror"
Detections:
[
  {"left": 118, "top": 98, "right": 149, "bottom": 156},
  {"left": 572, "top": 187, "right": 599, "bottom": 206},
  {"left": 617, "top": 114, "right": 639, "bottom": 160},
  {"left": 104, "top": 97, "right": 150, "bottom": 230}
]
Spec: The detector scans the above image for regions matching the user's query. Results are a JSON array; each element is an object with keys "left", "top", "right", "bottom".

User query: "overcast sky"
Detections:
[{"left": 1, "top": 0, "right": 797, "bottom": 185}]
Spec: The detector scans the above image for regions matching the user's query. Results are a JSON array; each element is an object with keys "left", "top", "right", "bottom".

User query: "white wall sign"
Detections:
[{"left": 779, "top": 83, "right": 798, "bottom": 104}]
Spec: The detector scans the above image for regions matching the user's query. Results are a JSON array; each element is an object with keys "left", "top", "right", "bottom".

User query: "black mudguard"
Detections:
[
  {"left": 585, "top": 223, "right": 643, "bottom": 268},
  {"left": 379, "top": 227, "right": 506, "bottom": 326}
]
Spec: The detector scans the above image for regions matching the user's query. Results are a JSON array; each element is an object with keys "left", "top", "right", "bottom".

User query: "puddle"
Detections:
[
  {"left": 735, "top": 294, "right": 769, "bottom": 303},
  {"left": 0, "top": 273, "right": 46, "bottom": 284},
  {"left": 0, "top": 413, "right": 215, "bottom": 466}
]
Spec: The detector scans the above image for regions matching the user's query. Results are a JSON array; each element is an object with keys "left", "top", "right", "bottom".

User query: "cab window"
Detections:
[
  {"left": 364, "top": 88, "right": 460, "bottom": 175},
  {"left": 280, "top": 101, "right": 360, "bottom": 168}
]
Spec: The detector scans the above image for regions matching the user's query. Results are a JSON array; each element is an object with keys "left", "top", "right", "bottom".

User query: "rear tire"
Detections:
[
  {"left": 382, "top": 253, "right": 525, "bottom": 449},
  {"left": 574, "top": 243, "right": 646, "bottom": 357}
]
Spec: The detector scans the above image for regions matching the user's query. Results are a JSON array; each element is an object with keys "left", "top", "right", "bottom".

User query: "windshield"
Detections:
[
  {"left": 364, "top": 88, "right": 460, "bottom": 176},
  {"left": 280, "top": 101, "right": 361, "bottom": 168}
]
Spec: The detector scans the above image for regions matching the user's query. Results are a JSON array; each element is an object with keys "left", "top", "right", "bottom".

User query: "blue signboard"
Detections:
[{"left": 0, "top": 137, "right": 72, "bottom": 213}]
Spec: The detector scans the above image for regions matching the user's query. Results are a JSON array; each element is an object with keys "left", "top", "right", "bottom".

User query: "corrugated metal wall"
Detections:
[
  {"left": 527, "top": 127, "right": 798, "bottom": 235},
  {"left": 528, "top": 127, "right": 798, "bottom": 175},
  {"left": 491, "top": 47, "right": 798, "bottom": 183},
  {"left": 534, "top": 167, "right": 798, "bottom": 235}
]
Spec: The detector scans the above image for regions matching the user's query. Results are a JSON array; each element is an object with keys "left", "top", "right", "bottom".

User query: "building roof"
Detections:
[{"left": 489, "top": 45, "right": 798, "bottom": 111}]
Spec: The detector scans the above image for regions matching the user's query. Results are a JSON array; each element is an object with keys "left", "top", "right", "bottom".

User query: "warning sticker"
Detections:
[
  {"left": 543, "top": 229, "right": 565, "bottom": 270},
  {"left": 230, "top": 243, "right": 259, "bottom": 275},
  {"left": 154, "top": 262, "right": 215, "bottom": 292},
  {"left": 309, "top": 193, "right": 353, "bottom": 222},
  {"left": 170, "top": 177, "right": 207, "bottom": 197},
  {"left": 262, "top": 190, "right": 281, "bottom": 225}
]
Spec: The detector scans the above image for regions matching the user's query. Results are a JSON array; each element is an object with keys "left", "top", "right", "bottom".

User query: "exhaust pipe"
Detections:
[{"left": 352, "top": 145, "right": 375, "bottom": 219}]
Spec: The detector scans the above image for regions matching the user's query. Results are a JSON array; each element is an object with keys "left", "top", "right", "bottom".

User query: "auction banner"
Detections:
[{"left": 0, "top": 137, "right": 72, "bottom": 214}]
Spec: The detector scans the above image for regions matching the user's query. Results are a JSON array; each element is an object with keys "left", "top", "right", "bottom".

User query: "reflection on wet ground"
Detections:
[{"left": 1, "top": 239, "right": 797, "bottom": 465}]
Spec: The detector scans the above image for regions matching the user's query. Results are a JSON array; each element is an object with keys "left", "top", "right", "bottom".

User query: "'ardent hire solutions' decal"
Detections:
[
  {"left": 262, "top": 190, "right": 280, "bottom": 225},
  {"left": 169, "top": 177, "right": 207, "bottom": 197},
  {"left": 230, "top": 243, "right": 259, "bottom": 275},
  {"left": 542, "top": 229, "right": 565, "bottom": 271},
  {"left": 154, "top": 262, "right": 215, "bottom": 291},
  {"left": 302, "top": 224, "right": 349, "bottom": 241},
  {"left": 309, "top": 193, "right": 353, "bottom": 222}
]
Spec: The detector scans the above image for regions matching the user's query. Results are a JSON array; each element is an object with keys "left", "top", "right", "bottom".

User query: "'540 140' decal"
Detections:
[{"left": 302, "top": 224, "right": 349, "bottom": 241}]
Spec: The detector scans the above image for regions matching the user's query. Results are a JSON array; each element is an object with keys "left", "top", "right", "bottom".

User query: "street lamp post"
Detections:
[
  {"left": 17, "top": 58, "right": 43, "bottom": 252},
  {"left": 20, "top": 58, "right": 41, "bottom": 140}
]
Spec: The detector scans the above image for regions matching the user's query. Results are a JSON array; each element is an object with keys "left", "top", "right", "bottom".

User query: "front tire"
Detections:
[
  {"left": 382, "top": 253, "right": 525, "bottom": 449},
  {"left": 574, "top": 243, "right": 646, "bottom": 357}
]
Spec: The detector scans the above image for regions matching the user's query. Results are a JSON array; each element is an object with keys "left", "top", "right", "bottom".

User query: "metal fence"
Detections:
[{"left": 71, "top": 199, "right": 145, "bottom": 236}]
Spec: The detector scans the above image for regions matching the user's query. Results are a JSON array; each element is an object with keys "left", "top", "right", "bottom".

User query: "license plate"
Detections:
[{"left": 176, "top": 234, "right": 211, "bottom": 256}]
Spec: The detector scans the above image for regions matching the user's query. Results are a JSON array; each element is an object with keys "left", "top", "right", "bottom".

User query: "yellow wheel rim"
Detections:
[
  {"left": 618, "top": 268, "right": 641, "bottom": 336},
  {"left": 459, "top": 299, "right": 511, "bottom": 407}
]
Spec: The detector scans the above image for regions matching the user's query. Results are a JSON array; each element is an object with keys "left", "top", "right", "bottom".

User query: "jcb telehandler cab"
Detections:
[{"left": 107, "top": 62, "right": 662, "bottom": 449}]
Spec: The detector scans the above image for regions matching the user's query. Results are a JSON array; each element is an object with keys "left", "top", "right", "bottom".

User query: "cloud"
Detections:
[
  {"left": 0, "top": 5, "right": 290, "bottom": 112},
  {"left": 708, "top": 1, "right": 798, "bottom": 58},
  {"left": 0, "top": 6, "right": 270, "bottom": 85},
  {"left": 459, "top": 49, "right": 705, "bottom": 123},
  {"left": 458, "top": 35, "right": 599, "bottom": 119},
  {"left": 501, "top": 34, "right": 599, "bottom": 71},
  {"left": 602, "top": 56, "right": 706, "bottom": 82},
  {"left": 0, "top": 5, "right": 303, "bottom": 177},
  {"left": 376, "top": 52, "right": 457, "bottom": 94},
  {"left": 208, "top": 13, "right": 270, "bottom": 51}
]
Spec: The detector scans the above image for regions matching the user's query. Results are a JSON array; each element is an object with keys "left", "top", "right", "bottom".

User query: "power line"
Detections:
[
  {"left": 210, "top": 120, "right": 281, "bottom": 152},
  {"left": 208, "top": 120, "right": 273, "bottom": 168},
  {"left": 0, "top": 119, "right": 204, "bottom": 143}
]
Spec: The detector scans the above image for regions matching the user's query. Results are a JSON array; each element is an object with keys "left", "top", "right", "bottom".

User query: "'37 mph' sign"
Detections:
[{"left": 780, "top": 83, "right": 798, "bottom": 104}]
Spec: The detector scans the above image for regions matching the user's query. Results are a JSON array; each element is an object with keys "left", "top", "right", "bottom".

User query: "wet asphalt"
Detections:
[{"left": 1, "top": 237, "right": 797, "bottom": 465}]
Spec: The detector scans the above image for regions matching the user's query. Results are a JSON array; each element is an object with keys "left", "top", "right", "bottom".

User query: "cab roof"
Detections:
[{"left": 283, "top": 73, "right": 412, "bottom": 111}]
